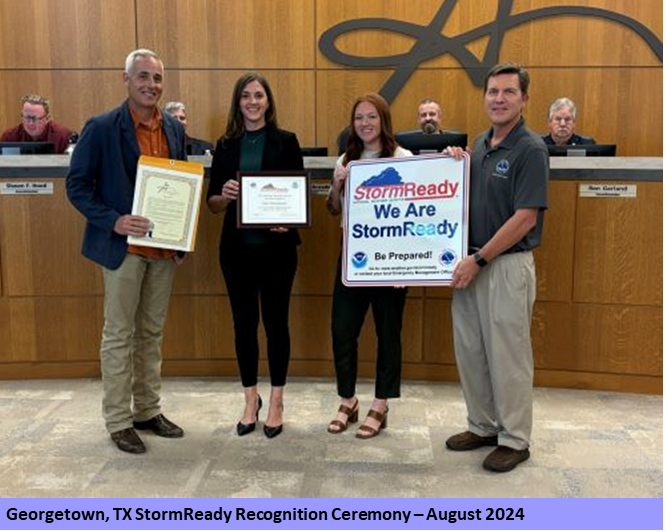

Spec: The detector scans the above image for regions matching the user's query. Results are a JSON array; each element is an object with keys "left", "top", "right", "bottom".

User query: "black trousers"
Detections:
[
  {"left": 220, "top": 243, "right": 297, "bottom": 387},
  {"left": 331, "top": 258, "right": 407, "bottom": 399}
]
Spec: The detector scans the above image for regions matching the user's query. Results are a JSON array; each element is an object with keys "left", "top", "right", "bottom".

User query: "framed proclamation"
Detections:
[
  {"left": 342, "top": 153, "right": 470, "bottom": 287},
  {"left": 237, "top": 171, "right": 311, "bottom": 228},
  {"left": 127, "top": 156, "right": 205, "bottom": 252}
]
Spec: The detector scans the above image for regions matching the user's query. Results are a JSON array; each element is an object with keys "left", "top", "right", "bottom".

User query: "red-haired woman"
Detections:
[{"left": 326, "top": 93, "right": 412, "bottom": 439}]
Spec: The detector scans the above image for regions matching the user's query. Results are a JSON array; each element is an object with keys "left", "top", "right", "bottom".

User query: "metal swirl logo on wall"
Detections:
[{"left": 319, "top": 0, "right": 663, "bottom": 105}]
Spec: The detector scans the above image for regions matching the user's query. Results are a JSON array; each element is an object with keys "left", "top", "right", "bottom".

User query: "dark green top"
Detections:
[
  {"left": 239, "top": 128, "right": 267, "bottom": 172},
  {"left": 239, "top": 128, "right": 268, "bottom": 244}
]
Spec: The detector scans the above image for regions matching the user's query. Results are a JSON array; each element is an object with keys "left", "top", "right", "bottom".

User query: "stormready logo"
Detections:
[
  {"left": 319, "top": 0, "right": 663, "bottom": 103},
  {"left": 352, "top": 166, "right": 459, "bottom": 201}
]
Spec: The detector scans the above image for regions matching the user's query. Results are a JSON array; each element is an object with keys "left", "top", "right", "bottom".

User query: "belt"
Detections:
[{"left": 468, "top": 247, "right": 532, "bottom": 255}]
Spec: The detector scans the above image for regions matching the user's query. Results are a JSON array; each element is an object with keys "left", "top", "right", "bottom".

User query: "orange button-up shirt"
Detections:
[{"left": 127, "top": 106, "right": 176, "bottom": 260}]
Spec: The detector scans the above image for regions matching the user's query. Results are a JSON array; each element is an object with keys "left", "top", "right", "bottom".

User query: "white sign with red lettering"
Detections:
[{"left": 343, "top": 153, "right": 469, "bottom": 286}]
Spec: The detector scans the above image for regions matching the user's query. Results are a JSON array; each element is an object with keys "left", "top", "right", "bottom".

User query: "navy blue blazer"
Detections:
[{"left": 66, "top": 101, "right": 187, "bottom": 269}]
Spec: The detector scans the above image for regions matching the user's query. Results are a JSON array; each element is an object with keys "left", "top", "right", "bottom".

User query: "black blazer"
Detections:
[{"left": 208, "top": 127, "right": 304, "bottom": 247}]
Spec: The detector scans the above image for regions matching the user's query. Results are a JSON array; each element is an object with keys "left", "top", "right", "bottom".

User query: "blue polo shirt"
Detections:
[{"left": 469, "top": 117, "right": 549, "bottom": 253}]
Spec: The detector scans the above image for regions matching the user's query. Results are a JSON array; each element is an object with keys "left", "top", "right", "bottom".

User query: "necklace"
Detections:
[{"left": 244, "top": 131, "right": 265, "bottom": 145}]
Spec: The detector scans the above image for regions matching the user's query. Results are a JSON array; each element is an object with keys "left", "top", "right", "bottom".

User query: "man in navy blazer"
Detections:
[{"left": 67, "top": 49, "right": 187, "bottom": 454}]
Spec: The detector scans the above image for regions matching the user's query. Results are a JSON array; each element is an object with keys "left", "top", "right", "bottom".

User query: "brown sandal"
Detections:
[
  {"left": 355, "top": 406, "right": 389, "bottom": 439},
  {"left": 327, "top": 399, "right": 359, "bottom": 434}
]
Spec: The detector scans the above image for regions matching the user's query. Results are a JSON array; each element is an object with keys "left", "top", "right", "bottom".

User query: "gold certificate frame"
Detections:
[{"left": 127, "top": 156, "right": 205, "bottom": 252}]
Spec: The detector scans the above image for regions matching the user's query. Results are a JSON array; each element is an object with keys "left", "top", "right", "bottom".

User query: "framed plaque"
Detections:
[
  {"left": 127, "top": 156, "right": 205, "bottom": 252},
  {"left": 237, "top": 171, "right": 311, "bottom": 228},
  {"left": 342, "top": 153, "right": 470, "bottom": 287}
]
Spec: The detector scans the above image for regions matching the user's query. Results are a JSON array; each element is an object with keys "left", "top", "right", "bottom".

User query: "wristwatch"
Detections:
[{"left": 473, "top": 252, "right": 488, "bottom": 268}]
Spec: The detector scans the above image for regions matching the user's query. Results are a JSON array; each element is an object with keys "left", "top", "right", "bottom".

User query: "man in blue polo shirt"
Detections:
[{"left": 445, "top": 63, "right": 549, "bottom": 472}]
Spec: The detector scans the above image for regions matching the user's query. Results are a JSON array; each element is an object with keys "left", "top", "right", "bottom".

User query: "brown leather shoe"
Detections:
[
  {"left": 355, "top": 406, "right": 388, "bottom": 439},
  {"left": 328, "top": 399, "right": 359, "bottom": 434},
  {"left": 110, "top": 428, "right": 146, "bottom": 454},
  {"left": 133, "top": 414, "right": 184, "bottom": 438},
  {"left": 446, "top": 430, "right": 498, "bottom": 451},
  {"left": 483, "top": 445, "right": 530, "bottom": 472}
]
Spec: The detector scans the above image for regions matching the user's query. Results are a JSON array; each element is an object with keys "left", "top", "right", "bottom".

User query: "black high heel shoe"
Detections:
[
  {"left": 237, "top": 396, "right": 262, "bottom": 436},
  {"left": 263, "top": 403, "right": 283, "bottom": 439}
]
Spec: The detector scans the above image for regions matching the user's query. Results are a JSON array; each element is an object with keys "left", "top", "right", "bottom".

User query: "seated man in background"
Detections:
[
  {"left": 542, "top": 97, "right": 595, "bottom": 146},
  {"left": 163, "top": 101, "right": 214, "bottom": 155},
  {"left": 417, "top": 98, "right": 444, "bottom": 134},
  {"left": 1, "top": 94, "right": 73, "bottom": 153}
]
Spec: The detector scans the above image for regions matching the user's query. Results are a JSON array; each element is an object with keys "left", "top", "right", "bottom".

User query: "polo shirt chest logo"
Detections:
[{"left": 492, "top": 159, "right": 510, "bottom": 179}]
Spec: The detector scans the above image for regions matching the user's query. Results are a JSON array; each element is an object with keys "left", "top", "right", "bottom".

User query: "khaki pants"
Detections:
[
  {"left": 100, "top": 253, "right": 176, "bottom": 433},
  {"left": 452, "top": 252, "right": 536, "bottom": 450}
]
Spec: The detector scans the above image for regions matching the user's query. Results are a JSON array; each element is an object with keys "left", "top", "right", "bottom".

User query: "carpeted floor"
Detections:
[{"left": 0, "top": 377, "right": 661, "bottom": 498}]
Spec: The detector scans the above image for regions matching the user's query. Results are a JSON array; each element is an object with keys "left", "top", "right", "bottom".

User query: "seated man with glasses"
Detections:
[
  {"left": 1, "top": 94, "right": 73, "bottom": 153},
  {"left": 542, "top": 97, "right": 595, "bottom": 146}
]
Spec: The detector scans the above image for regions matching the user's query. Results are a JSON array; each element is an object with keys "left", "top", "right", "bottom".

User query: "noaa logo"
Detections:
[
  {"left": 495, "top": 159, "right": 510, "bottom": 174},
  {"left": 351, "top": 252, "right": 368, "bottom": 269},
  {"left": 439, "top": 249, "right": 457, "bottom": 266}
]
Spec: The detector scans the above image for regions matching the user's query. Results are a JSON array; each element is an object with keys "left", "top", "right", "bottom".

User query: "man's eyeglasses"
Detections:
[{"left": 21, "top": 114, "right": 48, "bottom": 123}]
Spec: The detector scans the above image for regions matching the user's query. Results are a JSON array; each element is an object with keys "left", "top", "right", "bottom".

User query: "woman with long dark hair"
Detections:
[
  {"left": 326, "top": 93, "right": 412, "bottom": 439},
  {"left": 207, "top": 72, "right": 303, "bottom": 439}
]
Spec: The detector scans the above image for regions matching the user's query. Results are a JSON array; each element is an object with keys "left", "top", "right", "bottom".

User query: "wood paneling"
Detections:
[
  {"left": 171, "top": 190, "right": 226, "bottom": 296},
  {"left": 0, "top": 0, "right": 135, "bottom": 69},
  {"left": 1, "top": 359, "right": 659, "bottom": 395},
  {"left": 162, "top": 295, "right": 234, "bottom": 359},
  {"left": 573, "top": 182, "right": 662, "bottom": 305},
  {"left": 533, "top": 181, "right": 577, "bottom": 302},
  {"left": 532, "top": 302, "right": 662, "bottom": 375},
  {"left": 0, "top": 180, "right": 102, "bottom": 296},
  {"left": 316, "top": 0, "right": 662, "bottom": 69},
  {"left": 425, "top": 181, "right": 578, "bottom": 301},
  {"left": 315, "top": 68, "right": 662, "bottom": 156},
  {"left": 532, "top": 370, "right": 662, "bottom": 395},
  {"left": 0, "top": 70, "right": 316, "bottom": 155},
  {"left": 137, "top": 0, "right": 315, "bottom": 69},
  {"left": 0, "top": 297, "right": 102, "bottom": 363},
  {"left": 291, "top": 295, "right": 423, "bottom": 364},
  {"left": 510, "top": 0, "right": 662, "bottom": 66},
  {"left": 161, "top": 70, "right": 317, "bottom": 152},
  {"left": 291, "top": 184, "right": 341, "bottom": 296},
  {"left": 0, "top": 176, "right": 661, "bottom": 392},
  {"left": 0, "top": 72, "right": 128, "bottom": 141},
  {"left": 0, "top": 1, "right": 662, "bottom": 155},
  {"left": 423, "top": 298, "right": 663, "bottom": 379},
  {"left": 423, "top": 298, "right": 457, "bottom": 365},
  {"left": 0, "top": 0, "right": 662, "bottom": 395}
]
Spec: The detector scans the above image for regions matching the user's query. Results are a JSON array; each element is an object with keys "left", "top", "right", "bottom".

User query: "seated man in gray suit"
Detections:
[{"left": 542, "top": 97, "right": 595, "bottom": 146}]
